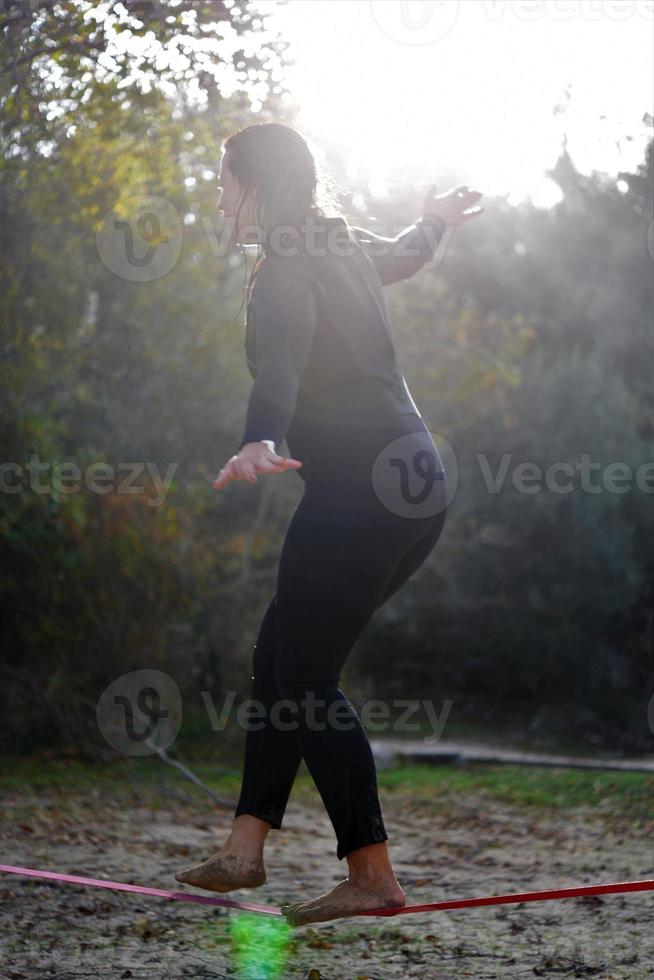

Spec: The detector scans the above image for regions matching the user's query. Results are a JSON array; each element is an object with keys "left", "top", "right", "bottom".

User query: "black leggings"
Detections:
[{"left": 234, "top": 412, "right": 448, "bottom": 860}]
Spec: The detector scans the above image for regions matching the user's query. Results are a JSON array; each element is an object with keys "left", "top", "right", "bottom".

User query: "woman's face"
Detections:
[{"left": 217, "top": 151, "right": 259, "bottom": 244}]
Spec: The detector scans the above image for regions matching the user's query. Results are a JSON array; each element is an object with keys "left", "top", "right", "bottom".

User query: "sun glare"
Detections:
[{"left": 268, "top": 0, "right": 653, "bottom": 209}]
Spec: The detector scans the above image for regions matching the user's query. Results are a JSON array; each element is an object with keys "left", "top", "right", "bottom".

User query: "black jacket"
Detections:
[{"left": 238, "top": 213, "right": 446, "bottom": 452}]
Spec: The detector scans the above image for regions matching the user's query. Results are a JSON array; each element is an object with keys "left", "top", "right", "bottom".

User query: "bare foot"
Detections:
[
  {"left": 174, "top": 845, "right": 266, "bottom": 893},
  {"left": 281, "top": 875, "right": 406, "bottom": 926}
]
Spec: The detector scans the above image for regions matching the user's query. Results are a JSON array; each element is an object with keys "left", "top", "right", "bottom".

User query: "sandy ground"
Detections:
[{"left": 1, "top": 775, "right": 653, "bottom": 979}]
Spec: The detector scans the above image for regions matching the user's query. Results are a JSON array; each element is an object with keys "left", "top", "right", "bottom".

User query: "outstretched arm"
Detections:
[
  {"left": 350, "top": 214, "right": 446, "bottom": 286},
  {"left": 350, "top": 183, "right": 484, "bottom": 287}
]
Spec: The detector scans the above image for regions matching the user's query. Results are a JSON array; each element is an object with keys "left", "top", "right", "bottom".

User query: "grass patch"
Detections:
[
  {"left": 0, "top": 754, "right": 233, "bottom": 794},
  {"left": 1, "top": 756, "right": 652, "bottom": 820},
  {"left": 0, "top": 753, "right": 319, "bottom": 811},
  {"left": 378, "top": 763, "right": 654, "bottom": 813}
]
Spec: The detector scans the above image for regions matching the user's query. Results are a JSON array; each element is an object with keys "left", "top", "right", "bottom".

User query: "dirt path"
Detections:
[{"left": 1, "top": 777, "right": 653, "bottom": 979}]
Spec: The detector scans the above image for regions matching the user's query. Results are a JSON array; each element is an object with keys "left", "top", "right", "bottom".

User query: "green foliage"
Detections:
[{"left": 0, "top": 0, "right": 294, "bottom": 754}]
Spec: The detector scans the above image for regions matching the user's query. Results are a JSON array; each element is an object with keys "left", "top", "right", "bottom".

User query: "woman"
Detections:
[{"left": 175, "top": 123, "right": 483, "bottom": 926}]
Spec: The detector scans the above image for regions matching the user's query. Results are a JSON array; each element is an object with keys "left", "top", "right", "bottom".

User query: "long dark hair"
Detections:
[{"left": 222, "top": 123, "right": 348, "bottom": 323}]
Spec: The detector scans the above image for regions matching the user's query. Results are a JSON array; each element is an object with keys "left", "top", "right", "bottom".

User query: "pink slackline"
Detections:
[{"left": 2, "top": 864, "right": 654, "bottom": 918}]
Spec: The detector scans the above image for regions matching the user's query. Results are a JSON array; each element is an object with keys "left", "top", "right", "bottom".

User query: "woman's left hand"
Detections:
[
  {"left": 423, "top": 183, "right": 484, "bottom": 227},
  {"left": 212, "top": 442, "right": 303, "bottom": 489}
]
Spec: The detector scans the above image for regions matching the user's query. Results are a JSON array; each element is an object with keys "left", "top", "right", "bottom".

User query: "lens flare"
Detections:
[{"left": 229, "top": 911, "right": 293, "bottom": 979}]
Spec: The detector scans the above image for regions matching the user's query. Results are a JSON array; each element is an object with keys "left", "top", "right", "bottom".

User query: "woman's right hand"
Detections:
[
  {"left": 423, "top": 184, "right": 484, "bottom": 228},
  {"left": 212, "top": 442, "right": 303, "bottom": 489}
]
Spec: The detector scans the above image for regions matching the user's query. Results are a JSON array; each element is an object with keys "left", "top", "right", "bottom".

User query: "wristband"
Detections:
[{"left": 259, "top": 439, "right": 276, "bottom": 453}]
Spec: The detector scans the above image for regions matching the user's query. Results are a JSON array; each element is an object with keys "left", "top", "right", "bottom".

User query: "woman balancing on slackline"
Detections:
[{"left": 175, "top": 123, "right": 483, "bottom": 926}]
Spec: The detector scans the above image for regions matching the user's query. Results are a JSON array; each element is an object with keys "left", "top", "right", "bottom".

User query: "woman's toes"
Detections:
[
  {"left": 281, "top": 902, "right": 307, "bottom": 925},
  {"left": 280, "top": 877, "right": 405, "bottom": 926},
  {"left": 281, "top": 896, "right": 328, "bottom": 927},
  {"left": 286, "top": 903, "right": 326, "bottom": 927}
]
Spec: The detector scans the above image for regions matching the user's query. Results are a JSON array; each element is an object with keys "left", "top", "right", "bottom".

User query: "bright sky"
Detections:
[{"left": 266, "top": 0, "right": 654, "bottom": 208}]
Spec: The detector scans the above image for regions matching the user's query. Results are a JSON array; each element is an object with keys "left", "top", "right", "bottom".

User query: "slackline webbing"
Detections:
[{"left": 2, "top": 864, "right": 654, "bottom": 918}]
